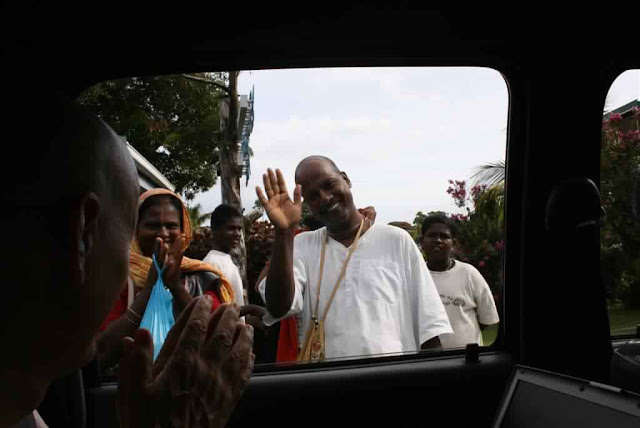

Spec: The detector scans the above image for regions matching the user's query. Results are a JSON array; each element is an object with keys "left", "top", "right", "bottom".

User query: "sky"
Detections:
[{"left": 193, "top": 67, "right": 640, "bottom": 225}]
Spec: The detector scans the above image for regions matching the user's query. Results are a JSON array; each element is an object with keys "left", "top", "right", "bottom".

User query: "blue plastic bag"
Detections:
[{"left": 139, "top": 254, "right": 175, "bottom": 361}]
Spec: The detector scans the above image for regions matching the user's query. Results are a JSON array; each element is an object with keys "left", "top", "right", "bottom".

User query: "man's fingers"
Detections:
[
  {"left": 268, "top": 168, "right": 280, "bottom": 195},
  {"left": 206, "top": 303, "right": 232, "bottom": 341},
  {"left": 263, "top": 173, "right": 274, "bottom": 199},
  {"left": 361, "top": 206, "right": 376, "bottom": 222},
  {"left": 202, "top": 303, "right": 241, "bottom": 366},
  {"left": 276, "top": 169, "right": 289, "bottom": 197},
  {"left": 117, "top": 336, "right": 135, "bottom": 425},
  {"left": 256, "top": 186, "right": 269, "bottom": 208},
  {"left": 153, "top": 294, "right": 200, "bottom": 375},
  {"left": 293, "top": 184, "right": 302, "bottom": 206},
  {"left": 172, "top": 295, "right": 212, "bottom": 355},
  {"left": 245, "top": 315, "right": 267, "bottom": 333},
  {"left": 118, "top": 330, "right": 153, "bottom": 428},
  {"left": 221, "top": 323, "right": 255, "bottom": 397},
  {"left": 239, "top": 304, "right": 266, "bottom": 318},
  {"left": 131, "top": 329, "right": 154, "bottom": 390}
]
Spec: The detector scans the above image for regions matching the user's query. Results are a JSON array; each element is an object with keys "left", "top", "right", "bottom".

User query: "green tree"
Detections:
[
  {"left": 78, "top": 73, "right": 226, "bottom": 200},
  {"left": 601, "top": 108, "right": 640, "bottom": 306},
  {"left": 413, "top": 181, "right": 504, "bottom": 295},
  {"left": 187, "top": 203, "right": 212, "bottom": 229}
]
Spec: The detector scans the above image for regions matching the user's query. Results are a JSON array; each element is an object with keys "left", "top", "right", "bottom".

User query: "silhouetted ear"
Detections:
[
  {"left": 70, "top": 192, "right": 101, "bottom": 286},
  {"left": 341, "top": 171, "right": 351, "bottom": 188}
]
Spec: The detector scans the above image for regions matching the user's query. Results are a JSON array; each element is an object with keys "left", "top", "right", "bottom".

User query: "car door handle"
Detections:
[{"left": 545, "top": 177, "right": 605, "bottom": 233}]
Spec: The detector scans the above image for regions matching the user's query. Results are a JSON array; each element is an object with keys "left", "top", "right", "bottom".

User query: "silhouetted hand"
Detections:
[
  {"left": 118, "top": 299, "right": 255, "bottom": 428},
  {"left": 240, "top": 304, "right": 267, "bottom": 333}
]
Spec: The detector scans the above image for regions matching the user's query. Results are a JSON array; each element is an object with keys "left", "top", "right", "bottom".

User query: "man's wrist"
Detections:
[{"left": 274, "top": 227, "right": 296, "bottom": 238}]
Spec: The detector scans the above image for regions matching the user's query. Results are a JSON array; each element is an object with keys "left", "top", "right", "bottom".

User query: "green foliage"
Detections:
[
  {"left": 245, "top": 221, "right": 275, "bottom": 304},
  {"left": 184, "top": 227, "right": 212, "bottom": 261},
  {"left": 187, "top": 203, "right": 212, "bottom": 229},
  {"left": 601, "top": 110, "right": 640, "bottom": 307},
  {"left": 78, "top": 73, "right": 226, "bottom": 199},
  {"left": 413, "top": 182, "right": 504, "bottom": 296},
  {"left": 453, "top": 187, "right": 504, "bottom": 295}
]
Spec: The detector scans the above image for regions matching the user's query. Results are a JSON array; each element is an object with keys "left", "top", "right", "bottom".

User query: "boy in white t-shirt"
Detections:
[
  {"left": 203, "top": 204, "right": 247, "bottom": 306},
  {"left": 420, "top": 214, "right": 500, "bottom": 349}
]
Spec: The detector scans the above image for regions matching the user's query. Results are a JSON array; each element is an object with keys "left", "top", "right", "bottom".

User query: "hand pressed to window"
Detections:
[{"left": 118, "top": 299, "right": 254, "bottom": 428}]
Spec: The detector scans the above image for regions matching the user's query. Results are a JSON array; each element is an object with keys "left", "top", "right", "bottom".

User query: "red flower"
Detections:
[
  {"left": 479, "top": 261, "right": 486, "bottom": 267},
  {"left": 609, "top": 113, "right": 623, "bottom": 123},
  {"left": 624, "top": 130, "right": 640, "bottom": 141}
]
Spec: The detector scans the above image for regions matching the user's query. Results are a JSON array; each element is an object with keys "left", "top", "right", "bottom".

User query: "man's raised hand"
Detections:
[{"left": 255, "top": 168, "right": 302, "bottom": 230}]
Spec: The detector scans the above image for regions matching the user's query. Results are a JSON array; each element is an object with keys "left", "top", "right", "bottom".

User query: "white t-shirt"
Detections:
[
  {"left": 259, "top": 223, "right": 452, "bottom": 360},
  {"left": 203, "top": 250, "right": 245, "bottom": 306},
  {"left": 429, "top": 260, "right": 499, "bottom": 349}
]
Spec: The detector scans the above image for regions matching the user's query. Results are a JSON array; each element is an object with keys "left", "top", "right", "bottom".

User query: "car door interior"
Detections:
[{"left": 3, "top": 5, "right": 639, "bottom": 428}]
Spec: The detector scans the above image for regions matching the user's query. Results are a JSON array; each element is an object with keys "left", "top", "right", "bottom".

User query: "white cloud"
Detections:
[{"left": 194, "top": 67, "right": 510, "bottom": 225}]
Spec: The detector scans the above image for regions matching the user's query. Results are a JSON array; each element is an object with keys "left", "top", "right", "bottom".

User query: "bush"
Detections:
[
  {"left": 246, "top": 221, "right": 275, "bottom": 304},
  {"left": 184, "top": 227, "right": 212, "bottom": 260},
  {"left": 413, "top": 180, "right": 504, "bottom": 296}
]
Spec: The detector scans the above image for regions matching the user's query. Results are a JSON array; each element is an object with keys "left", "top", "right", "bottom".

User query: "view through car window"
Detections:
[
  {"left": 601, "top": 69, "right": 640, "bottom": 338},
  {"left": 79, "top": 67, "right": 508, "bottom": 370}
]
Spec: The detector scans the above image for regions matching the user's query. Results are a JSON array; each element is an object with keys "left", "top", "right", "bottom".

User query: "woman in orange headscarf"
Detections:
[{"left": 97, "top": 189, "right": 235, "bottom": 369}]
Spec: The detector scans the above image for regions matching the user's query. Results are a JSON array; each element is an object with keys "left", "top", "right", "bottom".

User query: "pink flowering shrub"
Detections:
[
  {"left": 415, "top": 179, "right": 504, "bottom": 295},
  {"left": 601, "top": 107, "right": 640, "bottom": 307}
]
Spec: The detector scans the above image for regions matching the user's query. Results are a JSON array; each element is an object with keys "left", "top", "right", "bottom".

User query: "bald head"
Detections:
[
  {"left": 4, "top": 94, "right": 137, "bottom": 209},
  {"left": 294, "top": 155, "right": 341, "bottom": 184}
]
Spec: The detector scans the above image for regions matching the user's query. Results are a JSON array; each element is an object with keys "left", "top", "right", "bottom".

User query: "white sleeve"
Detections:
[
  {"left": 231, "top": 268, "right": 246, "bottom": 306},
  {"left": 202, "top": 252, "right": 215, "bottom": 266},
  {"left": 258, "top": 237, "right": 305, "bottom": 326},
  {"left": 407, "top": 237, "right": 453, "bottom": 345},
  {"left": 469, "top": 266, "right": 500, "bottom": 325}
]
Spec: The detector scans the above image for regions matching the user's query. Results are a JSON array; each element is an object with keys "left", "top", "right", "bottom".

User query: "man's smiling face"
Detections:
[{"left": 295, "top": 159, "right": 355, "bottom": 228}]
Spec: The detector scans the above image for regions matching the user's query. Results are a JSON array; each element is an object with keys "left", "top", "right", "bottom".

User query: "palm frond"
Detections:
[
  {"left": 471, "top": 160, "right": 506, "bottom": 187},
  {"left": 198, "top": 213, "right": 212, "bottom": 223}
]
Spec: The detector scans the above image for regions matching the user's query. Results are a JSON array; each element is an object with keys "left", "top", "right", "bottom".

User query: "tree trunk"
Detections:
[{"left": 219, "top": 71, "right": 248, "bottom": 303}]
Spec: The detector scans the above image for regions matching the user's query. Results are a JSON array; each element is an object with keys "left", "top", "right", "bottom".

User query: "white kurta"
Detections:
[
  {"left": 260, "top": 223, "right": 452, "bottom": 360},
  {"left": 203, "top": 250, "right": 245, "bottom": 306}
]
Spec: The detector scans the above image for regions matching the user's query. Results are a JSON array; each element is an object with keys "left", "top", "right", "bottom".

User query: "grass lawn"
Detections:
[
  {"left": 609, "top": 308, "right": 640, "bottom": 336},
  {"left": 482, "top": 323, "right": 499, "bottom": 346},
  {"left": 478, "top": 309, "right": 640, "bottom": 344}
]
